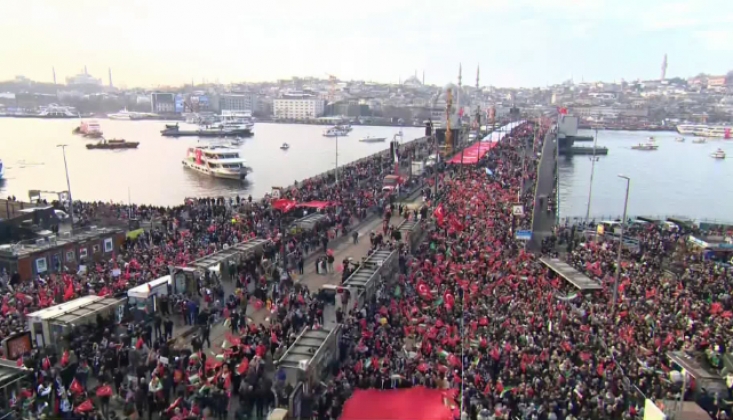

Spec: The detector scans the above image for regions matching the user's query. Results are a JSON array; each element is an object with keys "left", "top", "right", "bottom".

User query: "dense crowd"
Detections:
[
  {"left": 8, "top": 120, "right": 732, "bottom": 420},
  {"left": 0, "top": 136, "right": 435, "bottom": 417}
]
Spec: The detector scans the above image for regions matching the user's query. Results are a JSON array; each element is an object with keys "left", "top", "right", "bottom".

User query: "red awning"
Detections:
[
  {"left": 448, "top": 141, "right": 499, "bottom": 165},
  {"left": 340, "top": 387, "right": 453, "bottom": 420},
  {"left": 271, "top": 199, "right": 298, "bottom": 213},
  {"left": 298, "top": 201, "right": 332, "bottom": 210}
]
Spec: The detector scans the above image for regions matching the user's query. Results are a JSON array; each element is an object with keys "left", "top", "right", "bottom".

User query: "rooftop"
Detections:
[{"left": 0, "top": 225, "right": 123, "bottom": 258}]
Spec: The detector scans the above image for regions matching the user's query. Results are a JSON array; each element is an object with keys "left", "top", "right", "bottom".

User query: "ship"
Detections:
[
  {"left": 161, "top": 123, "right": 253, "bottom": 138},
  {"left": 108, "top": 109, "right": 164, "bottom": 120},
  {"left": 182, "top": 145, "right": 250, "bottom": 180},
  {"left": 359, "top": 135, "right": 387, "bottom": 143},
  {"left": 72, "top": 120, "right": 103, "bottom": 138},
  {"left": 323, "top": 127, "right": 349, "bottom": 137},
  {"left": 0, "top": 104, "right": 79, "bottom": 118},
  {"left": 677, "top": 124, "right": 732, "bottom": 139},
  {"left": 86, "top": 139, "right": 139, "bottom": 150}
]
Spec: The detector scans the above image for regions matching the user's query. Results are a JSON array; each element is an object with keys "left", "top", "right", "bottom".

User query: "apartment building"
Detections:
[{"left": 273, "top": 97, "right": 326, "bottom": 120}]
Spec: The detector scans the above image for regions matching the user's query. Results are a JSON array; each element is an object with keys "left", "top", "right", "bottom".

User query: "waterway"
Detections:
[
  {"left": 0, "top": 119, "right": 422, "bottom": 206},
  {"left": 558, "top": 129, "right": 733, "bottom": 223}
]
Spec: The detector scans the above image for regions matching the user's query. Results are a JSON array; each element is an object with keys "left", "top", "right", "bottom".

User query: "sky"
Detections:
[{"left": 1, "top": 0, "right": 732, "bottom": 88}]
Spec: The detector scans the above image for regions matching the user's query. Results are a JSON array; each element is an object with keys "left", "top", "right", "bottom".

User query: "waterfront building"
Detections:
[
  {"left": 273, "top": 97, "right": 326, "bottom": 120},
  {"left": 219, "top": 93, "right": 258, "bottom": 113},
  {"left": 0, "top": 227, "right": 125, "bottom": 281},
  {"left": 150, "top": 92, "right": 176, "bottom": 114}
]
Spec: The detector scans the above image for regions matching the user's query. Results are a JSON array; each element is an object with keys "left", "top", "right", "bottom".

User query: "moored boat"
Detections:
[
  {"left": 711, "top": 149, "right": 726, "bottom": 159},
  {"left": 161, "top": 123, "right": 253, "bottom": 138},
  {"left": 675, "top": 137, "right": 685, "bottom": 142},
  {"left": 86, "top": 139, "right": 139, "bottom": 150},
  {"left": 280, "top": 143, "right": 290, "bottom": 150}
]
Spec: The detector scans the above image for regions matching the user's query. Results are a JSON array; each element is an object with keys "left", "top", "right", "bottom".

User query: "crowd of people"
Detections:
[
  {"left": 6, "top": 119, "right": 732, "bottom": 420},
  {"left": 0, "top": 135, "right": 436, "bottom": 418}
]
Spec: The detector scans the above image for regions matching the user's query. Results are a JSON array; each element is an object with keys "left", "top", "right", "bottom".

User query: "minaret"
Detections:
[
  {"left": 457, "top": 63, "right": 462, "bottom": 121},
  {"left": 108, "top": 68, "right": 113, "bottom": 88},
  {"left": 475, "top": 65, "right": 480, "bottom": 128},
  {"left": 84, "top": 65, "right": 88, "bottom": 75},
  {"left": 661, "top": 53, "right": 668, "bottom": 81},
  {"left": 52, "top": 67, "right": 56, "bottom": 85},
  {"left": 422, "top": 70, "right": 425, "bottom": 85}
]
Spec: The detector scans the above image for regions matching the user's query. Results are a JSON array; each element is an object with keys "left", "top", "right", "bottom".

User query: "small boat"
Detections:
[
  {"left": 182, "top": 145, "right": 250, "bottom": 180},
  {"left": 675, "top": 137, "right": 685, "bottom": 142},
  {"left": 631, "top": 138, "right": 658, "bottom": 151},
  {"left": 228, "top": 137, "right": 245, "bottom": 146},
  {"left": 323, "top": 127, "right": 349, "bottom": 137},
  {"left": 711, "top": 149, "right": 726, "bottom": 159},
  {"left": 359, "top": 136, "right": 387, "bottom": 143},
  {"left": 86, "top": 138, "right": 139, "bottom": 150},
  {"left": 280, "top": 143, "right": 290, "bottom": 150},
  {"left": 692, "top": 138, "right": 707, "bottom": 144}
]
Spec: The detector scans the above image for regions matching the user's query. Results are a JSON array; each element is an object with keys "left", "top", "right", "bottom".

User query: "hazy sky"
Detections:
[{"left": 1, "top": 0, "right": 731, "bottom": 88}]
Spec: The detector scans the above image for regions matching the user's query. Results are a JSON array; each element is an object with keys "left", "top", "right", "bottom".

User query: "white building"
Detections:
[
  {"left": 273, "top": 98, "right": 326, "bottom": 120},
  {"left": 219, "top": 94, "right": 258, "bottom": 112}
]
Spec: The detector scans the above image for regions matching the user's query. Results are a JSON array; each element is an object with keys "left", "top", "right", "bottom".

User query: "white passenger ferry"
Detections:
[{"left": 182, "top": 146, "right": 250, "bottom": 180}]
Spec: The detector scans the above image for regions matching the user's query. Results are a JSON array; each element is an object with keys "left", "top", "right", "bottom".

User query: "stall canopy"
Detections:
[
  {"left": 298, "top": 201, "right": 332, "bottom": 210},
  {"left": 340, "top": 388, "right": 453, "bottom": 420},
  {"left": 448, "top": 120, "right": 525, "bottom": 165},
  {"left": 26, "top": 295, "right": 125, "bottom": 325},
  {"left": 448, "top": 141, "right": 499, "bottom": 165},
  {"left": 128, "top": 276, "right": 170, "bottom": 299},
  {"left": 271, "top": 199, "right": 298, "bottom": 213}
]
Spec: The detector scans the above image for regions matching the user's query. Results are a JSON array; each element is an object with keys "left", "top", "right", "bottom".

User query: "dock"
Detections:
[{"left": 563, "top": 146, "right": 609, "bottom": 156}]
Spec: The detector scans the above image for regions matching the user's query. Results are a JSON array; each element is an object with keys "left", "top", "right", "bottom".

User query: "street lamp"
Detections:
[
  {"left": 57, "top": 144, "right": 75, "bottom": 229},
  {"left": 612, "top": 174, "right": 630, "bottom": 312}
]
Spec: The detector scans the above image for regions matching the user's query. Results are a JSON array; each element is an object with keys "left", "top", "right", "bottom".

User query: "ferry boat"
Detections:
[
  {"left": 108, "top": 109, "right": 163, "bottom": 120},
  {"left": 72, "top": 120, "right": 103, "bottom": 138},
  {"left": 280, "top": 143, "right": 290, "bottom": 150},
  {"left": 703, "top": 126, "right": 733, "bottom": 139},
  {"left": 0, "top": 104, "right": 79, "bottom": 118},
  {"left": 631, "top": 138, "right": 659, "bottom": 151},
  {"left": 676, "top": 124, "right": 708, "bottom": 136},
  {"left": 213, "top": 111, "right": 255, "bottom": 131},
  {"left": 86, "top": 139, "right": 139, "bottom": 150},
  {"left": 323, "top": 127, "right": 349, "bottom": 137},
  {"left": 711, "top": 149, "right": 726, "bottom": 159},
  {"left": 359, "top": 136, "right": 387, "bottom": 143},
  {"left": 182, "top": 146, "right": 250, "bottom": 180}
]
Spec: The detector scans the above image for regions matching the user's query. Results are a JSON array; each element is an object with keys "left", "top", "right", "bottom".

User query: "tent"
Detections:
[{"left": 340, "top": 387, "right": 453, "bottom": 420}]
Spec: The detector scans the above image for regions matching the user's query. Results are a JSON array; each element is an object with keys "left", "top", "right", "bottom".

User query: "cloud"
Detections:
[{"left": 694, "top": 29, "right": 733, "bottom": 51}]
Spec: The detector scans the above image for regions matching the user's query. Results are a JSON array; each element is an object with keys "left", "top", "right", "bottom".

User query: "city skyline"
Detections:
[{"left": 1, "top": 0, "right": 732, "bottom": 88}]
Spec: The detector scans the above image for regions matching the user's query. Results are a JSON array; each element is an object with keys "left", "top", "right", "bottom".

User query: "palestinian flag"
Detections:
[{"left": 438, "top": 350, "right": 450, "bottom": 360}]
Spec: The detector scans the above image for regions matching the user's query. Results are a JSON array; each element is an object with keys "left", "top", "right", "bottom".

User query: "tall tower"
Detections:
[
  {"left": 475, "top": 65, "right": 481, "bottom": 129},
  {"left": 457, "top": 63, "right": 462, "bottom": 120},
  {"left": 108, "top": 68, "right": 113, "bottom": 88},
  {"left": 52, "top": 67, "right": 56, "bottom": 85},
  {"left": 422, "top": 70, "right": 425, "bottom": 85},
  {"left": 661, "top": 54, "right": 668, "bottom": 81}
]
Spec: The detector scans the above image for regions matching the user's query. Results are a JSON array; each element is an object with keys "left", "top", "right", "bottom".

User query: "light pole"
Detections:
[
  {"left": 57, "top": 144, "right": 75, "bottom": 229},
  {"left": 585, "top": 127, "right": 600, "bottom": 221},
  {"left": 612, "top": 174, "right": 630, "bottom": 312}
]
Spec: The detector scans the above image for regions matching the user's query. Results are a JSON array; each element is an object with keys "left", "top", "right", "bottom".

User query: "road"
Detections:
[{"left": 528, "top": 128, "right": 558, "bottom": 251}]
